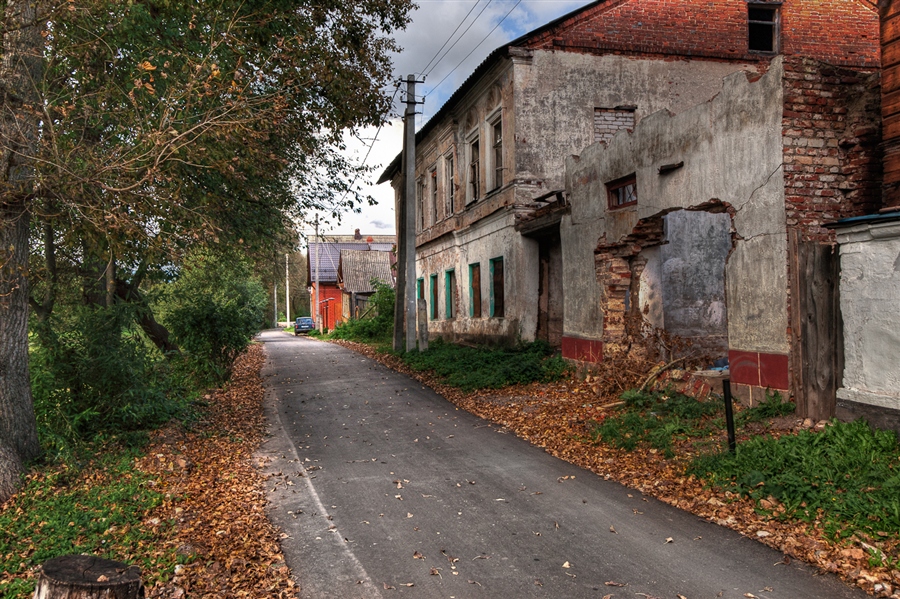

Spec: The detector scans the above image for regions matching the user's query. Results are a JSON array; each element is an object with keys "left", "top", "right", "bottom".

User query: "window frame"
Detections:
[
  {"left": 445, "top": 269, "right": 456, "bottom": 319},
  {"left": 429, "top": 273, "right": 438, "bottom": 320},
  {"left": 444, "top": 152, "right": 455, "bottom": 218},
  {"left": 429, "top": 165, "right": 438, "bottom": 226},
  {"left": 490, "top": 114, "right": 503, "bottom": 191},
  {"left": 416, "top": 177, "right": 425, "bottom": 231},
  {"left": 747, "top": 2, "right": 780, "bottom": 54},
  {"left": 606, "top": 174, "right": 637, "bottom": 210},
  {"left": 467, "top": 132, "right": 480, "bottom": 205},
  {"left": 469, "top": 262, "right": 482, "bottom": 318},
  {"left": 489, "top": 257, "right": 504, "bottom": 318}
]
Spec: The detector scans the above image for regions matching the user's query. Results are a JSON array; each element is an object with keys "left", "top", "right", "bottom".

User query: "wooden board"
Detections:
[{"left": 789, "top": 230, "right": 842, "bottom": 420}]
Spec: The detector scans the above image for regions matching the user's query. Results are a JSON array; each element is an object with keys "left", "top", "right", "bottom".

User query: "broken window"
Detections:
[
  {"left": 607, "top": 175, "right": 637, "bottom": 210},
  {"left": 430, "top": 167, "right": 438, "bottom": 226},
  {"left": 594, "top": 107, "right": 635, "bottom": 144},
  {"left": 445, "top": 269, "right": 456, "bottom": 319},
  {"left": 492, "top": 118, "right": 503, "bottom": 190},
  {"left": 490, "top": 257, "right": 504, "bottom": 318},
  {"left": 469, "top": 263, "right": 482, "bottom": 318},
  {"left": 748, "top": 3, "right": 779, "bottom": 53},
  {"left": 445, "top": 153, "right": 454, "bottom": 217},
  {"left": 430, "top": 273, "right": 438, "bottom": 320},
  {"left": 416, "top": 178, "right": 425, "bottom": 230},
  {"left": 468, "top": 137, "right": 480, "bottom": 203}
]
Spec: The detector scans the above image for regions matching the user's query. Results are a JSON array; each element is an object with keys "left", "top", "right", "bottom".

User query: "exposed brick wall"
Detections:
[
  {"left": 523, "top": 0, "right": 878, "bottom": 68},
  {"left": 594, "top": 108, "right": 635, "bottom": 144},
  {"left": 782, "top": 57, "right": 882, "bottom": 243}
]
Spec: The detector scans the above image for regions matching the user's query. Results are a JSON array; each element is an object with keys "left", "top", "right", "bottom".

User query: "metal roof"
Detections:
[
  {"left": 338, "top": 250, "right": 395, "bottom": 294},
  {"left": 308, "top": 240, "right": 394, "bottom": 283}
]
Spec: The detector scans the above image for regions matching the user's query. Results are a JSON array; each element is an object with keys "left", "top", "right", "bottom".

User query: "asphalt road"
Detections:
[{"left": 256, "top": 330, "right": 864, "bottom": 599}]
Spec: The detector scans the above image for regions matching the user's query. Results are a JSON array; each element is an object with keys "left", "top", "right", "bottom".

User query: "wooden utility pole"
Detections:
[
  {"left": 285, "top": 253, "right": 290, "bottom": 325},
  {"left": 314, "top": 215, "right": 321, "bottom": 333}
]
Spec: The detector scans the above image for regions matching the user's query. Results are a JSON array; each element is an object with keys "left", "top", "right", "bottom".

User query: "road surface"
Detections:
[{"left": 256, "top": 330, "right": 864, "bottom": 599}]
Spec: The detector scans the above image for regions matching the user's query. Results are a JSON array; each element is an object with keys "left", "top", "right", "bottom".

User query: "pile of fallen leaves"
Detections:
[
  {"left": 333, "top": 340, "right": 900, "bottom": 598},
  {"left": 138, "top": 343, "right": 297, "bottom": 598}
]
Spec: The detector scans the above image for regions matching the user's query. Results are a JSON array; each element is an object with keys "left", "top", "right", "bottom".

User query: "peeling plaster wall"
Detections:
[
  {"left": 563, "top": 58, "right": 789, "bottom": 354},
  {"left": 835, "top": 220, "right": 900, "bottom": 412},
  {"left": 515, "top": 51, "right": 760, "bottom": 190},
  {"left": 415, "top": 209, "right": 539, "bottom": 344}
]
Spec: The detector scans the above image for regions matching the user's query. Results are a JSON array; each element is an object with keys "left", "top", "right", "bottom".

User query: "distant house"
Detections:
[
  {"left": 378, "top": 0, "right": 879, "bottom": 352},
  {"left": 338, "top": 249, "right": 395, "bottom": 320},
  {"left": 307, "top": 230, "right": 394, "bottom": 330}
]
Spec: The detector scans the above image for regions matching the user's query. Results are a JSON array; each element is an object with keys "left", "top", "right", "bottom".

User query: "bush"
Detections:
[
  {"left": 328, "top": 280, "right": 394, "bottom": 343},
  {"left": 29, "top": 305, "right": 185, "bottom": 458},
  {"left": 154, "top": 249, "right": 267, "bottom": 384}
]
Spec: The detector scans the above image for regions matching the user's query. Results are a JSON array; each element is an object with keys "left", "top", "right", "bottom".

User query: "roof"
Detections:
[
  {"left": 338, "top": 250, "right": 395, "bottom": 294},
  {"left": 308, "top": 237, "right": 395, "bottom": 283},
  {"left": 377, "top": 0, "right": 606, "bottom": 184}
]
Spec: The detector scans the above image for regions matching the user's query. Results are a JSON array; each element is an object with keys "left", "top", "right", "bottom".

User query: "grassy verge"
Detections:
[{"left": 0, "top": 450, "right": 179, "bottom": 598}]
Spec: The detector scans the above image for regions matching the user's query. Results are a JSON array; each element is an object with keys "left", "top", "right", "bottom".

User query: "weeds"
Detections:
[
  {"left": 689, "top": 419, "right": 900, "bottom": 542},
  {"left": 401, "top": 338, "right": 571, "bottom": 391}
]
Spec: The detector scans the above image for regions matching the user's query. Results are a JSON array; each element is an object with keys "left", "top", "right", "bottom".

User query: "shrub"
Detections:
[
  {"left": 328, "top": 280, "right": 394, "bottom": 343},
  {"left": 154, "top": 249, "right": 267, "bottom": 384}
]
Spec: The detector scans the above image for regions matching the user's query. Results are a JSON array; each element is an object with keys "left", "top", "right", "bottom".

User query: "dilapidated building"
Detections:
[{"left": 379, "top": 0, "right": 879, "bottom": 354}]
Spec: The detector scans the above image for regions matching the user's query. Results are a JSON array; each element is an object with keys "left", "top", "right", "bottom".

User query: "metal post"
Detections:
[
  {"left": 285, "top": 253, "right": 290, "bottom": 326},
  {"left": 723, "top": 379, "right": 737, "bottom": 454}
]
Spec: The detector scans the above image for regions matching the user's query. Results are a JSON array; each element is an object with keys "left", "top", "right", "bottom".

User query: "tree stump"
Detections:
[{"left": 33, "top": 555, "right": 144, "bottom": 599}]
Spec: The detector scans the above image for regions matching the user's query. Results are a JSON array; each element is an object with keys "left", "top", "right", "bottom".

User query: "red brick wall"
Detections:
[
  {"left": 523, "top": 0, "right": 879, "bottom": 68},
  {"left": 782, "top": 57, "right": 882, "bottom": 243},
  {"left": 881, "top": 0, "right": 900, "bottom": 207}
]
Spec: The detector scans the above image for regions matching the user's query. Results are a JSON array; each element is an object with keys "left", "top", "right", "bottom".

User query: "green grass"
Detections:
[
  {"left": 689, "top": 419, "right": 900, "bottom": 542},
  {"left": 0, "top": 449, "right": 179, "bottom": 598},
  {"left": 586, "top": 388, "right": 794, "bottom": 458},
  {"left": 400, "top": 338, "right": 571, "bottom": 391}
]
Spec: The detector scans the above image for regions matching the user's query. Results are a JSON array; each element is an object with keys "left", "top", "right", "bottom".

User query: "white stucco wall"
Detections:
[
  {"left": 562, "top": 58, "right": 789, "bottom": 353},
  {"left": 835, "top": 219, "right": 900, "bottom": 410}
]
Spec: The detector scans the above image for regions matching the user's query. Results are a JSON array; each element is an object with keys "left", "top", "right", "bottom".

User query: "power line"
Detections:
[
  {"left": 421, "top": 0, "right": 493, "bottom": 78},
  {"left": 425, "top": 0, "right": 523, "bottom": 104}
]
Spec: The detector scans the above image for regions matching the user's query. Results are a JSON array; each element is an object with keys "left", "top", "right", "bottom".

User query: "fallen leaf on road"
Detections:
[
  {"left": 562, "top": 561, "right": 571, "bottom": 568},
  {"left": 413, "top": 551, "right": 425, "bottom": 560},
  {"left": 605, "top": 581, "right": 626, "bottom": 587},
  {"left": 609, "top": 525, "right": 617, "bottom": 534},
  {"left": 383, "top": 582, "right": 395, "bottom": 590},
  {"left": 665, "top": 537, "right": 674, "bottom": 543}
]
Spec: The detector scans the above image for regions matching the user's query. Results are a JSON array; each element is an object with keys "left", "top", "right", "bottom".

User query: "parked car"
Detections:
[{"left": 294, "top": 316, "right": 315, "bottom": 335}]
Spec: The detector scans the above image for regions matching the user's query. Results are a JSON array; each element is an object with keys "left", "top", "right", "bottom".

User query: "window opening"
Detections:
[
  {"left": 416, "top": 178, "right": 425, "bottom": 230},
  {"left": 445, "top": 269, "right": 456, "bottom": 319},
  {"left": 490, "top": 257, "right": 504, "bottom": 318},
  {"left": 748, "top": 4, "right": 779, "bottom": 53},
  {"left": 445, "top": 154, "right": 454, "bottom": 217},
  {"left": 492, "top": 119, "right": 503, "bottom": 190},
  {"left": 469, "top": 263, "right": 482, "bottom": 318},
  {"left": 429, "top": 274, "right": 438, "bottom": 320},
  {"left": 468, "top": 137, "right": 480, "bottom": 203},
  {"left": 430, "top": 167, "right": 438, "bottom": 226},
  {"left": 607, "top": 175, "right": 637, "bottom": 210}
]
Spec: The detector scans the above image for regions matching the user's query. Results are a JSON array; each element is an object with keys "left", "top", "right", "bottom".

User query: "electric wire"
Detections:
[
  {"left": 421, "top": 0, "right": 493, "bottom": 78},
  {"left": 425, "top": 0, "right": 523, "bottom": 105}
]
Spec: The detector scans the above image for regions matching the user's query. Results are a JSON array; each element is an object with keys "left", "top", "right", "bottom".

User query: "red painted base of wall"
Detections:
[
  {"left": 561, "top": 336, "right": 603, "bottom": 363},
  {"left": 728, "top": 350, "right": 790, "bottom": 390}
]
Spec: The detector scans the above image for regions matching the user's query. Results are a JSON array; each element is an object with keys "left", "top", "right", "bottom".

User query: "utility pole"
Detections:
[
  {"left": 394, "top": 74, "right": 422, "bottom": 352},
  {"left": 273, "top": 252, "right": 278, "bottom": 328},
  {"left": 314, "top": 215, "right": 321, "bottom": 333},
  {"left": 285, "top": 253, "right": 290, "bottom": 325}
]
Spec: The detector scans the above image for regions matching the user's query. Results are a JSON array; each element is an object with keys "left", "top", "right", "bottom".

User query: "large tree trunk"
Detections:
[{"left": 0, "top": 0, "right": 45, "bottom": 502}]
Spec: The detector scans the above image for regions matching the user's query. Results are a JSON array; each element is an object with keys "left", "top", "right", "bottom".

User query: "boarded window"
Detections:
[
  {"left": 445, "top": 269, "right": 456, "bottom": 319},
  {"left": 429, "top": 273, "right": 438, "bottom": 320},
  {"left": 748, "top": 4, "right": 779, "bottom": 53},
  {"left": 607, "top": 175, "right": 637, "bottom": 210},
  {"left": 490, "top": 257, "right": 504, "bottom": 318},
  {"left": 594, "top": 108, "right": 635, "bottom": 144},
  {"left": 469, "top": 263, "right": 482, "bottom": 318}
]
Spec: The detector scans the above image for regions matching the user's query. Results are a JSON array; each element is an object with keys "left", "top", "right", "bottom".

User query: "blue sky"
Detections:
[{"left": 321, "top": 0, "right": 593, "bottom": 237}]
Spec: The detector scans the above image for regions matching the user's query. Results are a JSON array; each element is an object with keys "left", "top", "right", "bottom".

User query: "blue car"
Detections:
[{"left": 294, "top": 316, "right": 315, "bottom": 335}]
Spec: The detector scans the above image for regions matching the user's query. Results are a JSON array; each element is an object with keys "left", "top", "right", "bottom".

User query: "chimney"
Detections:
[{"left": 354, "top": 229, "right": 362, "bottom": 240}]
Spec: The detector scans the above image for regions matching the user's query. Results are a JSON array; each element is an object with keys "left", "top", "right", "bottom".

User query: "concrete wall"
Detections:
[
  {"left": 563, "top": 58, "right": 788, "bottom": 356},
  {"left": 415, "top": 209, "right": 539, "bottom": 344},
  {"left": 514, "top": 51, "right": 760, "bottom": 190},
  {"left": 835, "top": 218, "right": 900, "bottom": 417}
]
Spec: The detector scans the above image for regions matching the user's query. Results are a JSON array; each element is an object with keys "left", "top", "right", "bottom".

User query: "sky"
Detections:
[{"left": 314, "top": 0, "right": 593, "bottom": 238}]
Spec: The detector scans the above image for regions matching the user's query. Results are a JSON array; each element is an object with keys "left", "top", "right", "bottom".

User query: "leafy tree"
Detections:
[{"left": 0, "top": 0, "right": 414, "bottom": 501}]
